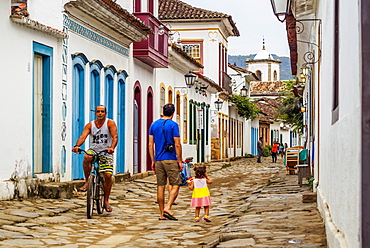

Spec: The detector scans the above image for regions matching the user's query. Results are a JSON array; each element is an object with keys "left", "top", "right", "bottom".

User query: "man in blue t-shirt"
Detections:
[{"left": 148, "top": 104, "right": 183, "bottom": 221}]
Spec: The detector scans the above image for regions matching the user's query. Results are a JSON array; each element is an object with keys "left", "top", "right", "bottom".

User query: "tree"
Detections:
[
  {"left": 229, "top": 94, "right": 260, "bottom": 120},
  {"left": 275, "top": 86, "right": 304, "bottom": 133}
]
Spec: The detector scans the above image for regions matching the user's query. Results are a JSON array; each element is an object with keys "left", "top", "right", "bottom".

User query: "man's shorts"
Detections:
[
  {"left": 155, "top": 160, "right": 181, "bottom": 186},
  {"left": 87, "top": 149, "right": 113, "bottom": 174}
]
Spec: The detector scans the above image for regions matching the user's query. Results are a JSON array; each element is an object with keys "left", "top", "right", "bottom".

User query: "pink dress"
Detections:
[{"left": 190, "top": 178, "right": 211, "bottom": 207}]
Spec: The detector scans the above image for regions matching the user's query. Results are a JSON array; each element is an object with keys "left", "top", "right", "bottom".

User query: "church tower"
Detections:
[{"left": 246, "top": 39, "right": 281, "bottom": 82}]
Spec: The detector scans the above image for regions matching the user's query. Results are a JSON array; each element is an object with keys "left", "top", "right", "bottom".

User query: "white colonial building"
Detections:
[{"left": 277, "top": 0, "right": 370, "bottom": 246}]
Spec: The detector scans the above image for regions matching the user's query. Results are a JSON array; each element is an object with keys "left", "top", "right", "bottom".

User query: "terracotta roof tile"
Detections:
[
  {"left": 250, "top": 81, "right": 287, "bottom": 96},
  {"left": 159, "top": 0, "right": 239, "bottom": 36},
  {"left": 254, "top": 97, "right": 282, "bottom": 122},
  {"left": 11, "top": 2, "right": 29, "bottom": 17},
  {"left": 228, "top": 63, "right": 253, "bottom": 74},
  {"left": 159, "top": 0, "right": 228, "bottom": 19}
]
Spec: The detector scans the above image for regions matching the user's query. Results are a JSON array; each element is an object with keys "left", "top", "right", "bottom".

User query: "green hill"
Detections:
[{"left": 228, "top": 54, "right": 293, "bottom": 80}]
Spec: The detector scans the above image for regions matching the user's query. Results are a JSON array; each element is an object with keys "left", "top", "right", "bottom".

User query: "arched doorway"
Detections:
[
  {"left": 133, "top": 83, "right": 142, "bottom": 174},
  {"left": 146, "top": 87, "right": 154, "bottom": 171},
  {"left": 116, "top": 70, "right": 128, "bottom": 174},
  {"left": 71, "top": 53, "right": 88, "bottom": 180}
]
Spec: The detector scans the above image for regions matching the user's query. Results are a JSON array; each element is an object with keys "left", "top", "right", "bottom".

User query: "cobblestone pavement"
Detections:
[{"left": 0, "top": 156, "right": 326, "bottom": 247}]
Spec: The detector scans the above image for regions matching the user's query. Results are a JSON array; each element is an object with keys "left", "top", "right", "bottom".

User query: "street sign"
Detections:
[{"left": 197, "top": 109, "right": 204, "bottom": 129}]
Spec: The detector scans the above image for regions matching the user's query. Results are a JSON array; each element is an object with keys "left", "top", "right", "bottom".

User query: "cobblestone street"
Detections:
[{"left": 0, "top": 157, "right": 326, "bottom": 247}]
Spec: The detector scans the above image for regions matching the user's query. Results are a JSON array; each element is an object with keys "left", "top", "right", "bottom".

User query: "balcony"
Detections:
[
  {"left": 133, "top": 12, "right": 169, "bottom": 68},
  {"left": 220, "top": 71, "right": 232, "bottom": 94}
]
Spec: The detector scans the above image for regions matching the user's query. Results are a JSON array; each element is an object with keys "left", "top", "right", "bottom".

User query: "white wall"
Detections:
[
  {"left": 169, "top": 21, "right": 228, "bottom": 84},
  {"left": 315, "top": 0, "right": 361, "bottom": 247},
  {"left": 0, "top": 1, "right": 61, "bottom": 183},
  {"left": 66, "top": 31, "right": 131, "bottom": 178}
]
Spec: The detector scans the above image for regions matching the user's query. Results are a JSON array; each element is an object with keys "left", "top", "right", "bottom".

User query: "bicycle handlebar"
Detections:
[{"left": 76, "top": 149, "right": 108, "bottom": 156}]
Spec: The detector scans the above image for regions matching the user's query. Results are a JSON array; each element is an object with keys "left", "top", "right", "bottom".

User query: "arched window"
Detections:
[
  {"left": 90, "top": 60, "right": 103, "bottom": 120},
  {"left": 168, "top": 88, "right": 173, "bottom": 104},
  {"left": 256, "top": 70, "right": 262, "bottom": 81},
  {"left": 273, "top": 70, "right": 277, "bottom": 81},
  {"left": 104, "top": 65, "right": 117, "bottom": 120},
  {"left": 160, "top": 86, "right": 165, "bottom": 116}
]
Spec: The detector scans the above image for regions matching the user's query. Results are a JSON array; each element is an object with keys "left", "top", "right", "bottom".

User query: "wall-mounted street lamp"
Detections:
[
  {"left": 270, "top": 0, "right": 292, "bottom": 22},
  {"left": 214, "top": 99, "right": 223, "bottom": 111},
  {"left": 300, "top": 73, "right": 306, "bottom": 83},
  {"left": 184, "top": 71, "right": 196, "bottom": 88},
  {"left": 302, "top": 66, "right": 310, "bottom": 77},
  {"left": 240, "top": 85, "right": 248, "bottom": 97},
  {"left": 301, "top": 106, "right": 307, "bottom": 112}
]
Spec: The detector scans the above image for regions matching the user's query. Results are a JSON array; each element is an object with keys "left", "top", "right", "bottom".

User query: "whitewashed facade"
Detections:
[
  {"left": 0, "top": 0, "right": 153, "bottom": 199},
  {"left": 285, "top": 0, "right": 369, "bottom": 246},
  {"left": 158, "top": 0, "right": 240, "bottom": 161},
  {"left": 1, "top": 0, "right": 249, "bottom": 200}
]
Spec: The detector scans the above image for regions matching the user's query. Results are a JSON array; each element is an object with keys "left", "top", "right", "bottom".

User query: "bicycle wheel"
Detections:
[
  {"left": 86, "top": 174, "right": 95, "bottom": 219},
  {"left": 96, "top": 176, "right": 105, "bottom": 214}
]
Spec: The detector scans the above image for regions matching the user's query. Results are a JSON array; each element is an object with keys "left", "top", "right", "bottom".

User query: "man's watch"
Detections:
[{"left": 74, "top": 145, "right": 79, "bottom": 148}]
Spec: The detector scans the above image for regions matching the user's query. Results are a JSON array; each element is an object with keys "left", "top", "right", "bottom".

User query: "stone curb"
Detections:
[{"left": 38, "top": 171, "right": 155, "bottom": 199}]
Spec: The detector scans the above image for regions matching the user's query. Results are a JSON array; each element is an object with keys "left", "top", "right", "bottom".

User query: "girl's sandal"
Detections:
[
  {"left": 203, "top": 215, "right": 211, "bottom": 222},
  {"left": 194, "top": 217, "right": 200, "bottom": 222}
]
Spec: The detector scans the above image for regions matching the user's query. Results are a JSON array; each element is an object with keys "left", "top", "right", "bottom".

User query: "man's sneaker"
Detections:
[
  {"left": 194, "top": 217, "right": 200, "bottom": 222},
  {"left": 203, "top": 215, "right": 211, "bottom": 222}
]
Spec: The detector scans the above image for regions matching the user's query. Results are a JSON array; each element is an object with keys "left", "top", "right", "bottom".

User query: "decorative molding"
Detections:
[
  {"left": 10, "top": 15, "right": 68, "bottom": 39},
  {"left": 61, "top": 122, "right": 67, "bottom": 141},
  {"left": 208, "top": 31, "right": 218, "bottom": 42},
  {"left": 64, "top": 15, "right": 129, "bottom": 57}
]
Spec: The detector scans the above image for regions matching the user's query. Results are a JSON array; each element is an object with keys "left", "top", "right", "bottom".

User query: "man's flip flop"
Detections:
[
  {"left": 79, "top": 186, "right": 88, "bottom": 192},
  {"left": 163, "top": 212, "right": 178, "bottom": 221},
  {"left": 158, "top": 217, "right": 167, "bottom": 220},
  {"left": 103, "top": 206, "right": 113, "bottom": 212}
]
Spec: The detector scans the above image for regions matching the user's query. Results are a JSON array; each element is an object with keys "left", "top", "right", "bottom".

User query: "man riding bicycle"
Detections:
[{"left": 72, "top": 105, "right": 118, "bottom": 212}]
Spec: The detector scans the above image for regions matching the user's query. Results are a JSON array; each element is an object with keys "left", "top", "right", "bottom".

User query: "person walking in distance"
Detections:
[
  {"left": 257, "top": 137, "right": 263, "bottom": 163},
  {"left": 271, "top": 141, "right": 279, "bottom": 163},
  {"left": 148, "top": 104, "right": 183, "bottom": 221},
  {"left": 279, "top": 142, "right": 285, "bottom": 159},
  {"left": 72, "top": 105, "right": 118, "bottom": 212},
  {"left": 188, "top": 166, "right": 212, "bottom": 222}
]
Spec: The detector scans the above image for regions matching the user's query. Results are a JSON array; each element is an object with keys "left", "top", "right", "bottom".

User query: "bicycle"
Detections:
[{"left": 77, "top": 149, "right": 107, "bottom": 219}]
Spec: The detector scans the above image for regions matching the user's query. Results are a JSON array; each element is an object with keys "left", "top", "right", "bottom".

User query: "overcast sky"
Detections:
[{"left": 183, "top": 0, "right": 290, "bottom": 57}]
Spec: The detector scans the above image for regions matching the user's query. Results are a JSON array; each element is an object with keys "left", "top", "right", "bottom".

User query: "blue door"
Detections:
[
  {"left": 72, "top": 54, "right": 88, "bottom": 180},
  {"left": 116, "top": 73, "right": 127, "bottom": 174},
  {"left": 105, "top": 74, "right": 114, "bottom": 119},
  {"left": 89, "top": 60, "right": 103, "bottom": 120},
  {"left": 33, "top": 42, "right": 53, "bottom": 175},
  {"left": 90, "top": 70, "right": 100, "bottom": 120}
]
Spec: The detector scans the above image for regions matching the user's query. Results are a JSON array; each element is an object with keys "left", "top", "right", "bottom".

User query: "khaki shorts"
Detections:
[{"left": 155, "top": 160, "right": 181, "bottom": 186}]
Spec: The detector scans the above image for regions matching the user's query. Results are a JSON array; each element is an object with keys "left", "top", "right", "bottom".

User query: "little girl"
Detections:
[{"left": 188, "top": 166, "right": 212, "bottom": 222}]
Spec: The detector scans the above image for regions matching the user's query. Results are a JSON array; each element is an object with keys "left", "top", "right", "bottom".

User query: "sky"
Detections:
[{"left": 182, "top": 0, "right": 290, "bottom": 57}]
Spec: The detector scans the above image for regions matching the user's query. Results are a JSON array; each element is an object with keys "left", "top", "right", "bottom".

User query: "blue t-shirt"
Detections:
[{"left": 149, "top": 118, "right": 180, "bottom": 161}]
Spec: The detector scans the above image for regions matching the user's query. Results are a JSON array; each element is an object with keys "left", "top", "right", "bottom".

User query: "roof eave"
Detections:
[{"left": 64, "top": 0, "right": 151, "bottom": 45}]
